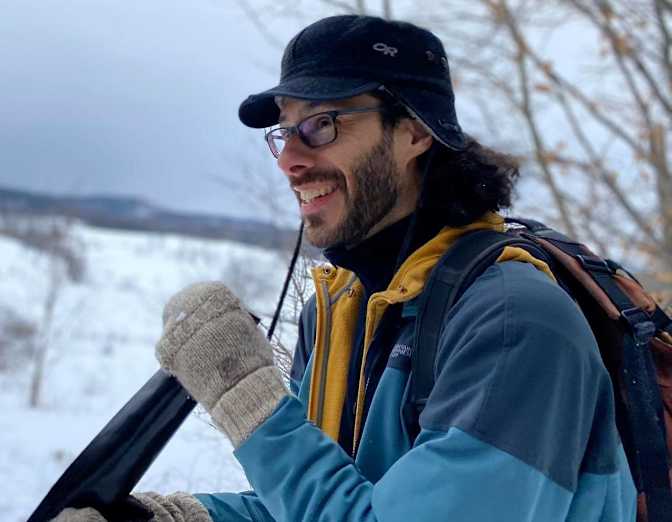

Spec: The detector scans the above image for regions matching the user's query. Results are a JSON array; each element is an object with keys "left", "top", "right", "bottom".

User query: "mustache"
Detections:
[{"left": 289, "top": 168, "right": 344, "bottom": 189}]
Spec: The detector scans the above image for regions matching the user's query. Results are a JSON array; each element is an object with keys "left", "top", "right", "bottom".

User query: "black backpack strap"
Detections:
[
  {"left": 555, "top": 247, "right": 672, "bottom": 519},
  {"left": 410, "top": 228, "right": 547, "bottom": 413},
  {"left": 515, "top": 221, "right": 672, "bottom": 517},
  {"left": 653, "top": 306, "right": 672, "bottom": 335},
  {"left": 607, "top": 260, "right": 672, "bottom": 334},
  {"left": 411, "top": 222, "right": 672, "bottom": 518}
]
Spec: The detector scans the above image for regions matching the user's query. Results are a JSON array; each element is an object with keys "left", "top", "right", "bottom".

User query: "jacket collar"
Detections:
[
  {"left": 322, "top": 215, "right": 412, "bottom": 297},
  {"left": 308, "top": 213, "right": 509, "bottom": 446}
]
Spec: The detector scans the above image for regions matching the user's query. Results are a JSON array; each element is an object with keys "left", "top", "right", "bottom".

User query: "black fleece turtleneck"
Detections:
[
  {"left": 320, "top": 211, "right": 445, "bottom": 455},
  {"left": 323, "top": 208, "right": 446, "bottom": 296},
  {"left": 323, "top": 214, "right": 413, "bottom": 298}
]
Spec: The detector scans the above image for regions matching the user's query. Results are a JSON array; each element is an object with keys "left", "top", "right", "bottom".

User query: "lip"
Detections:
[
  {"left": 299, "top": 188, "right": 339, "bottom": 216},
  {"left": 293, "top": 182, "right": 337, "bottom": 195}
]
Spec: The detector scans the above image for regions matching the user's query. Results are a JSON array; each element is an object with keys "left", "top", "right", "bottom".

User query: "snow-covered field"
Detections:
[{"left": 0, "top": 219, "right": 302, "bottom": 522}]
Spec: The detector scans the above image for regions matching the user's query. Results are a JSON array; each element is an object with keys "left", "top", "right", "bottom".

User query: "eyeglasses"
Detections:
[{"left": 264, "top": 106, "right": 386, "bottom": 158}]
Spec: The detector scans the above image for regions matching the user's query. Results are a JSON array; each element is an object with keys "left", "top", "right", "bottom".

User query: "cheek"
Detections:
[
  {"left": 339, "top": 155, "right": 366, "bottom": 196},
  {"left": 341, "top": 171, "right": 355, "bottom": 198}
]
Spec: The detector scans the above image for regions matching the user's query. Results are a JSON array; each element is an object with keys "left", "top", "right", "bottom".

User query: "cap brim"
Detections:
[
  {"left": 386, "top": 85, "right": 466, "bottom": 151},
  {"left": 239, "top": 76, "right": 381, "bottom": 128}
]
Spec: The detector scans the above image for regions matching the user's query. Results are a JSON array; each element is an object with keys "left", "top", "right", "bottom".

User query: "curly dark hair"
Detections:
[
  {"left": 375, "top": 93, "right": 520, "bottom": 227},
  {"left": 417, "top": 138, "right": 520, "bottom": 227}
]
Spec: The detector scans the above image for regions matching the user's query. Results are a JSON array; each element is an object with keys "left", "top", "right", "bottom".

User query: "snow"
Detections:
[{"left": 0, "top": 219, "right": 302, "bottom": 521}]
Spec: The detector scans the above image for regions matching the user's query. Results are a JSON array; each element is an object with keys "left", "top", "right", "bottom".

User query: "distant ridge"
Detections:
[{"left": 0, "top": 187, "right": 298, "bottom": 251}]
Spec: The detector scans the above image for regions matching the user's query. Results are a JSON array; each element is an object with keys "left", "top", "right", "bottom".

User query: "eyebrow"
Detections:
[{"left": 278, "top": 100, "right": 328, "bottom": 125}]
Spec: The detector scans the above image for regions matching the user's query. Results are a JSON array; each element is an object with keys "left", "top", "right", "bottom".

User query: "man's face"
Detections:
[{"left": 275, "top": 94, "right": 415, "bottom": 249}]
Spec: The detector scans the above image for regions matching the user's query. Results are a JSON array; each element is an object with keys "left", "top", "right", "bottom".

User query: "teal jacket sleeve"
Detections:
[
  {"left": 191, "top": 297, "right": 318, "bottom": 522},
  {"left": 198, "top": 263, "right": 636, "bottom": 521},
  {"left": 194, "top": 490, "right": 274, "bottom": 521}
]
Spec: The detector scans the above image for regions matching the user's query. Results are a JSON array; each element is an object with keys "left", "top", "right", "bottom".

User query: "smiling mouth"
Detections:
[{"left": 296, "top": 186, "right": 337, "bottom": 205}]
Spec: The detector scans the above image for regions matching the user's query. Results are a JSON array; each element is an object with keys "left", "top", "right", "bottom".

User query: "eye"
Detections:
[
  {"left": 300, "top": 112, "right": 337, "bottom": 147},
  {"left": 301, "top": 113, "right": 334, "bottom": 136},
  {"left": 314, "top": 114, "right": 332, "bottom": 129}
]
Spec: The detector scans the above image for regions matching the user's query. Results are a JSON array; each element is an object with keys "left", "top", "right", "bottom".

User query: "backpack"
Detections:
[{"left": 410, "top": 217, "right": 672, "bottom": 522}]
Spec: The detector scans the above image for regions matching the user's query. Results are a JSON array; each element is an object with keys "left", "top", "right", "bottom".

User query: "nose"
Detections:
[{"left": 277, "top": 135, "right": 316, "bottom": 179}]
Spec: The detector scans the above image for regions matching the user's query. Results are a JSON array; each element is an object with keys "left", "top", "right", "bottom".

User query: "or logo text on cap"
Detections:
[{"left": 373, "top": 42, "right": 398, "bottom": 57}]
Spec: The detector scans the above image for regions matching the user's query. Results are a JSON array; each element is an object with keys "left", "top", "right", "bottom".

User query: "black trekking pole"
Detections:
[
  {"left": 28, "top": 224, "right": 303, "bottom": 521},
  {"left": 28, "top": 370, "right": 196, "bottom": 522}
]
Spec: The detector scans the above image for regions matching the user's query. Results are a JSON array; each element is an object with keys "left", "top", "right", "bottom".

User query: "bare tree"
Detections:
[
  {"left": 0, "top": 213, "right": 86, "bottom": 407},
  {"left": 0, "top": 306, "right": 36, "bottom": 372},
  {"left": 468, "top": 1, "right": 671, "bottom": 263},
  {"left": 442, "top": 0, "right": 671, "bottom": 292},
  {"left": 29, "top": 252, "right": 64, "bottom": 407},
  {"left": 262, "top": 238, "right": 321, "bottom": 382},
  {"left": 239, "top": 0, "right": 672, "bottom": 299}
]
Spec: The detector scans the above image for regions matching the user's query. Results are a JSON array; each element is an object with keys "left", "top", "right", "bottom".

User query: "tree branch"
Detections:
[
  {"left": 577, "top": 2, "right": 653, "bottom": 126},
  {"left": 381, "top": 0, "right": 392, "bottom": 19},
  {"left": 651, "top": 124, "right": 672, "bottom": 260},
  {"left": 552, "top": 83, "right": 663, "bottom": 249},
  {"left": 322, "top": 0, "right": 363, "bottom": 14},
  {"left": 655, "top": 0, "right": 672, "bottom": 89},
  {"left": 499, "top": 1, "right": 578, "bottom": 237},
  {"left": 497, "top": 1, "right": 649, "bottom": 160},
  {"left": 568, "top": 0, "right": 672, "bottom": 118},
  {"left": 236, "top": 0, "right": 286, "bottom": 48}
]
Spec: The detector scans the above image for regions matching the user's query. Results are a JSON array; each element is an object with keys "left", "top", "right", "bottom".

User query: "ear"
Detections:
[{"left": 396, "top": 118, "right": 433, "bottom": 159}]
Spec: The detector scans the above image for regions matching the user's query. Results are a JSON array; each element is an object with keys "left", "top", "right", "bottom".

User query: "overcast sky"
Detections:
[
  {"left": 0, "top": 0, "right": 310, "bottom": 221},
  {"left": 1, "top": 1, "right": 605, "bottom": 225}
]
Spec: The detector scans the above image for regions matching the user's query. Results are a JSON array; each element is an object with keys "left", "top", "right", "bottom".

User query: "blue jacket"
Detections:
[{"left": 195, "top": 217, "right": 636, "bottom": 521}]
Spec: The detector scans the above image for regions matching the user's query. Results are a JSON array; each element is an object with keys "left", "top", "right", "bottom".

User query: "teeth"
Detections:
[{"left": 298, "top": 186, "right": 335, "bottom": 204}]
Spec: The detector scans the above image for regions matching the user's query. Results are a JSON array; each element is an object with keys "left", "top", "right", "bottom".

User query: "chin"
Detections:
[
  {"left": 303, "top": 219, "right": 340, "bottom": 249},
  {"left": 304, "top": 228, "right": 335, "bottom": 249}
]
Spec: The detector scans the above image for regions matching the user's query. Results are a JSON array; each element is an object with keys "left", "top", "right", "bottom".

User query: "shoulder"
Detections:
[
  {"left": 443, "top": 260, "right": 596, "bottom": 358},
  {"left": 457, "top": 260, "right": 574, "bottom": 318},
  {"left": 435, "top": 260, "right": 606, "bottom": 389},
  {"left": 427, "top": 257, "right": 612, "bottom": 415},
  {"left": 426, "top": 259, "right": 610, "bottom": 435},
  {"left": 423, "top": 261, "right": 620, "bottom": 489}
]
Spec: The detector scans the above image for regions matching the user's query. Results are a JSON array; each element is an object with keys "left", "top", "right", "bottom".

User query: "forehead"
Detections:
[
  {"left": 275, "top": 94, "right": 378, "bottom": 124},
  {"left": 275, "top": 97, "right": 323, "bottom": 119}
]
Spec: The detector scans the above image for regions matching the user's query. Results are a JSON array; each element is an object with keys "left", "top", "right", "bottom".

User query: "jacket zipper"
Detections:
[
  {"left": 352, "top": 374, "right": 373, "bottom": 456},
  {"left": 315, "top": 279, "right": 331, "bottom": 427},
  {"left": 351, "top": 304, "right": 400, "bottom": 458}
]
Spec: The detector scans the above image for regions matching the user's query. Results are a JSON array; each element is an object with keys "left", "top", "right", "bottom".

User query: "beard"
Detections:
[{"left": 300, "top": 130, "right": 400, "bottom": 248}]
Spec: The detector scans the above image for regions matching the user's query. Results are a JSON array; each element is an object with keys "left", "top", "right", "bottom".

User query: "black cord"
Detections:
[{"left": 267, "top": 221, "right": 304, "bottom": 340}]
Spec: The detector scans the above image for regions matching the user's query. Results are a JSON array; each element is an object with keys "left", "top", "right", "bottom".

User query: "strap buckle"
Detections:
[
  {"left": 621, "top": 307, "right": 656, "bottom": 346},
  {"left": 576, "top": 254, "right": 612, "bottom": 274}
]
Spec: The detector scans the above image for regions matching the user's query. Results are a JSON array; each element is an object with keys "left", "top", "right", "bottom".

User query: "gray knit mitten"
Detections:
[
  {"left": 156, "top": 282, "right": 288, "bottom": 447},
  {"left": 134, "top": 492, "right": 212, "bottom": 521},
  {"left": 50, "top": 492, "right": 211, "bottom": 522},
  {"left": 50, "top": 507, "right": 106, "bottom": 522}
]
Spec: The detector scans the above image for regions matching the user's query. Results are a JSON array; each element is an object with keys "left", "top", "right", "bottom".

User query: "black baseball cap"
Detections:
[{"left": 238, "top": 15, "right": 465, "bottom": 150}]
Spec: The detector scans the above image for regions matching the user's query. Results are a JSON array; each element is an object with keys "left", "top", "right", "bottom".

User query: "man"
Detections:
[{"left": 56, "top": 15, "right": 636, "bottom": 522}]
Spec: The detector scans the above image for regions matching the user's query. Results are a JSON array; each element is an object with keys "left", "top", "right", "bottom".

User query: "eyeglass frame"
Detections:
[{"left": 264, "top": 106, "right": 389, "bottom": 158}]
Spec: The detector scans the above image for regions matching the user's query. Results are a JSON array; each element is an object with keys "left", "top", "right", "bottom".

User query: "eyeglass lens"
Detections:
[{"left": 267, "top": 112, "right": 337, "bottom": 158}]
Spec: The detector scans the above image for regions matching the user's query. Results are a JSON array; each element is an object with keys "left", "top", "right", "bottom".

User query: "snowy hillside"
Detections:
[{"left": 0, "top": 219, "right": 304, "bottom": 522}]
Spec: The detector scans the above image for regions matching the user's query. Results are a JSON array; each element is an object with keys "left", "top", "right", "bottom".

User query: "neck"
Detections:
[
  {"left": 323, "top": 211, "right": 444, "bottom": 296},
  {"left": 324, "top": 216, "right": 411, "bottom": 296}
]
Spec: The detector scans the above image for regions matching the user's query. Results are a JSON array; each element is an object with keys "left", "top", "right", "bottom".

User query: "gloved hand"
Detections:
[
  {"left": 50, "top": 492, "right": 212, "bottom": 521},
  {"left": 51, "top": 507, "right": 105, "bottom": 522},
  {"left": 156, "top": 282, "right": 288, "bottom": 448}
]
